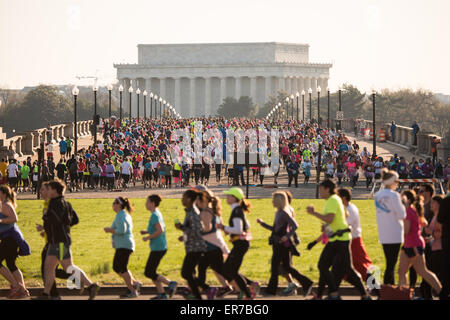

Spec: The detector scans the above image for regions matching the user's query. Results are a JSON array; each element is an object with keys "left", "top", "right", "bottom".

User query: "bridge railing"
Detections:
[
  {"left": 0, "top": 120, "right": 93, "bottom": 160},
  {"left": 334, "top": 118, "right": 444, "bottom": 159}
]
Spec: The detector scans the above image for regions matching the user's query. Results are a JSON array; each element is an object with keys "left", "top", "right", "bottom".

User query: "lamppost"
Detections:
[
  {"left": 162, "top": 100, "right": 166, "bottom": 120},
  {"left": 128, "top": 85, "right": 133, "bottom": 121},
  {"left": 317, "top": 86, "right": 321, "bottom": 125},
  {"left": 285, "top": 97, "right": 290, "bottom": 120},
  {"left": 308, "top": 88, "right": 312, "bottom": 121},
  {"left": 150, "top": 93, "right": 154, "bottom": 119},
  {"left": 107, "top": 84, "right": 113, "bottom": 119},
  {"left": 72, "top": 86, "right": 79, "bottom": 154},
  {"left": 159, "top": 97, "right": 162, "bottom": 119},
  {"left": 277, "top": 102, "right": 281, "bottom": 121},
  {"left": 93, "top": 84, "right": 98, "bottom": 146},
  {"left": 119, "top": 85, "right": 123, "bottom": 125},
  {"left": 275, "top": 105, "right": 279, "bottom": 121},
  {"left": 301, "top": 90, "right": 305, "bottom": 121},
  {"left": 327, "top": 87, "right": 330, "bottom": 129},
  {"left": 372, "top": 89, "right": 377, "bottom": 157},
  {"left": 295, "top": 92, "right": 299, "bottom": 121},
  {"left": 143, "top": 90, "right": 147, "bottom": 119},
  {"left": 338, "top": 86, "right": 342, "bottom": 131},
  {"left": 290, "top": 94, "right": 294, "bottom": 120},
  {"left": 136, "top": 88, "right": 141, "bottom": 120}
]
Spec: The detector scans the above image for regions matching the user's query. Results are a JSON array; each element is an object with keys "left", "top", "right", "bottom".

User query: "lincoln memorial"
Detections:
[{"left": 114, "top": 42, "right": 332, "bottom": 117}]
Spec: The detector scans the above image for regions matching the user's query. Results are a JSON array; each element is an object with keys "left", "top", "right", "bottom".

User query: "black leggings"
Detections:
[
  {"left": 41, "top": 243, "right": 70, "bottom": 297},
  {"left": 382, "top": 243, "right": 401, "bottom": 285},
  {"left": 113, "top": 248, "right": 133, "bottom": 274},
  {"left": 266, "top": 243, "right": 312, "bottom": 294},
  {"left": 223, "top": 240, "right": 251, "bottom": 298},
  {"left": 181, "top": 252, "right": 203, "bottom": 299},
  {"left": 318, "top": 240, "right": 367, "bottom": 296},
  {"left": 0, "top": 237, "right": 19, "bottom": 272},
  {"left": 198, "top": 248, "right": 225, "bottom": 290},
  {"left": 144, "top": 250, "right": 167, "bottom": 281}
]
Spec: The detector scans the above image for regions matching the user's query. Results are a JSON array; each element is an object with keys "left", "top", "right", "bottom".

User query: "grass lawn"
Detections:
[{"left": 2, "top": 198, "right": 386, "bottom": 288}]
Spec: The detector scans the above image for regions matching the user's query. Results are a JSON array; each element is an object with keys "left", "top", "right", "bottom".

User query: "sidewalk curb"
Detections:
[{"left": 1, "top": 286, "right": 369, "bottom": 297}]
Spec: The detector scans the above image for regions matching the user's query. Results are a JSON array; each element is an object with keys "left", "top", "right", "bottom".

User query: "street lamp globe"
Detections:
[
  {"left": 72, "top": 86, "right": 79, "bottom": 96},
  {"left": 327, "top": 87, "right": 330, "bottom": 93},
  {"left": 154, "top": 94, "right": 158, "bottom": 100},
  {"left": 290, "top": 94, "right": 294, "bottom": 99},
  {"left": 301, "top": 90, "right": 305, "bottom": 96},
  {"left": 128, "top": 86, "right": 133, "bottom": 93},
  {"left": 163, "top": 100, "right": 166, "bottom": 105},
  {"left": 93, "top": 85, "right": 98, "bottom": 92},
  {"left": 308, "top": 88, "right": 312, "bottom": 94},
  {"left": 159, "top": 97, "right": 162, "bottom": 102},
  {"left": 317, "top": 86, "right": 321, "bottom": 93},
  {"left": 143, "top": 90, "right": 147, "bottom": 96},
  {"left": 150, "top": 92, "right": 153, "bottom": 98},
  {"left": 296, "top": 92, "right": 300, "bottom": 97},
  {"left": 119, "top": 85, "right": 123, "bottom": 92},
  {"left": 136, "top": 88, "right": 141, "bottom": 95},
  {"left": 277, "top": 102, "right": 281, "bottom": 107},
  {"left": 107, "top": 84, "right": 113, "bottom": 91}
]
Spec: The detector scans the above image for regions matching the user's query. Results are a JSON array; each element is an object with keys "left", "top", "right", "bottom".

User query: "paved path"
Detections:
[{"left": 17, "top": 132, "right": 417, "bottom": 200}]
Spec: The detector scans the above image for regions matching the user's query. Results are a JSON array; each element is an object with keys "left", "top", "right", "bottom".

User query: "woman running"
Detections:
[
  {"left": 397, "top": 190, "right": 442, "bottom": 294},
  {"left": 217, "top": 187, "right": 255, "bottom": 300},
  {"left": 141, "top": 194, "right": 178, "bottom": 300},
  {"left": 306, "top": 179, "right": 369, "bottom": 300},
  {"left": 39, "top": 180, "right": 99, "bottom": 300},
  {"left": 259, "top": 191, "right": 313, "bottom": 297},
  {"left": 196, "top": 190, "right": 230, "bottom": 300},
  {"left": 374, "top": 168, "right": 407, "bottom": 286},
  {"left": 0, "top": 185, "right": 30, "bottom": 299},
  {"left": 175, "top": 189, "right": 207, "bottom": 300},
  {"left": 36, "top": 182, "right": 71, "bottom": 300},
  {"left": 104, "top": 197, "right": 141, "bottom": 298}
]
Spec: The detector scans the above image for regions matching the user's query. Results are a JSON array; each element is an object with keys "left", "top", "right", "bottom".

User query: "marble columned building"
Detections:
[{"left": 114, "top": 42, "right": 332, "bottom": 118}]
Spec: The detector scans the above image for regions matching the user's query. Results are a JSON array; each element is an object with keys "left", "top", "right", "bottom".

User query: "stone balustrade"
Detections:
[
  {"left": 0, "top": 120, "right": 93, "bottom": 160},
  {"left": 337, "top": 118, "right": 446, "bottom": 159}
]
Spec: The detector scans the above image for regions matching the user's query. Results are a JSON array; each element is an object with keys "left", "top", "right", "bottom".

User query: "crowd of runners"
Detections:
[
  {"left": 1, "top": 117, "right": 449, "bottom": 194},
  {"left": 0, "top": 175, "right": 448, "bottom": 300},
  {"left": 0, "top": 116, "right": 449, "bottom": 300}
]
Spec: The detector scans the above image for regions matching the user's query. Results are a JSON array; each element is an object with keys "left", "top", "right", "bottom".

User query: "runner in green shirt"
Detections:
[
  {"left": 20, "top": 161, "right": 30, "bottom": 191},
  {"left": 65, "top": 138, "right": 72, "bottom": 156},
  {"left": 306, "top": 179, "right": 369, "bottom": 300}
]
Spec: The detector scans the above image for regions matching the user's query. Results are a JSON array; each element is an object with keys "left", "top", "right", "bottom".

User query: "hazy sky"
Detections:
[{"left": 1, "top": 0, "right": 449, "bottom": 94}]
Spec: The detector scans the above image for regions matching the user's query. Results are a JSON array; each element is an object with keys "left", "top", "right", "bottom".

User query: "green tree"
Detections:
[
  {"left": 1, "top": 85, "right": 72, "bottom": 135},
  {"left": 217, "top": 96, "right": 256, "bottom": 118}
]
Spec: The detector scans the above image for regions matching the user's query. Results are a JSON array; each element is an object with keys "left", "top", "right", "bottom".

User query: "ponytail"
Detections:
[
  {"left": 402, "top": 190, "right": 424, "bottom": 222},
  {"left": 211, "top": 196, "right": 222, "bottom": 217},
  {"left": 0, "top": 185, "right": 17, "bottom": 208},
  {"left": 116, "top": 197, "right": 134, "bottom": 213},
  {"left": 240, "top": 199, "right": 251, "bottom": 213}
]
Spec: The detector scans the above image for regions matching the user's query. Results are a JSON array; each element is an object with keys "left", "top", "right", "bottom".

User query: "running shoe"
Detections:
[
  {"left": 303, "top": 281, "right": 314, "bottom": 297},
  {"left": 10, "top": 287, "right": 30, "bottom": 299},
  {"left": 120, "top": 290, "right": 139, "bottom": 299},
  {"left": 250, "top": 281, "right": 261, "bottom": 298},
  {"left": 206, "top": 287, "right": 218, "bottom": 300},
  {"left": 151, "top": 293, "right": 168, "bottom": 300},
  {"left": 281, "top": 282, "right": 299, "bottom": 296},
  {"left": 237, "top": 291, "right": 244, "bottom": 300},
  {"left": 134, "top": 281, "right": 143, "bottom": 293},
  {"left": 87, "top": 283, "right": 100, "bottom": 300},
  {"left": 167, "top": 281, "right": 178, "bottom": 298},
  {"left": 216, "top": 286, "right": 233, "bottom": 298},
  {"left": 7, "top": 286, "right": 21, "bottom": 299}
]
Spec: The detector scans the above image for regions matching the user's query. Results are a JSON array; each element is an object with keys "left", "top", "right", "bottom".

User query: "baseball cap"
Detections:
[{"left": 224, "top": 187, "right": 244, "bottom": 200}]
